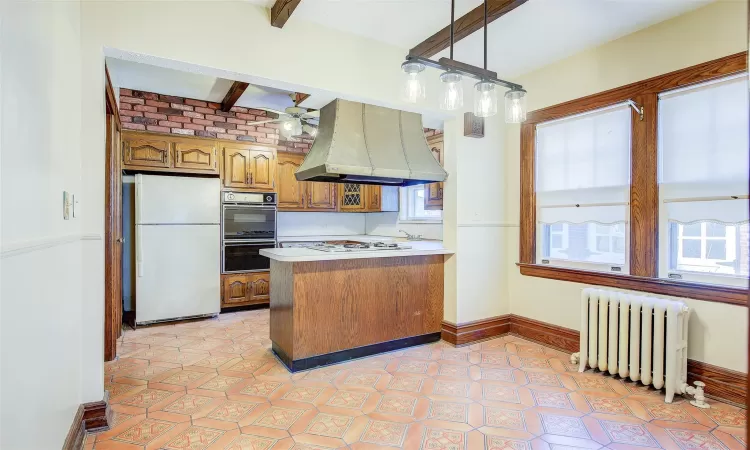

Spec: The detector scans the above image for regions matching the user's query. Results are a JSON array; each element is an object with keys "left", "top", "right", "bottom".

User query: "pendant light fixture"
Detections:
[
  {"left": 439, "top": 0, "right": 463, "bottom": 111},
  {"left": 400, "top": 0, "right": 527, "bottom": 124}
]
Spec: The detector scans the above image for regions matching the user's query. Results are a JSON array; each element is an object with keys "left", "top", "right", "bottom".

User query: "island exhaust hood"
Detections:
[{"left": 295, "top": 99, "right": 447, "bottom": 186}]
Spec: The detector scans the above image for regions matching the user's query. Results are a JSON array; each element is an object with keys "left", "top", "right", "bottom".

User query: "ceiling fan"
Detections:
[{"left": 247, "top": 106, "right": 319, "bottom": 139}]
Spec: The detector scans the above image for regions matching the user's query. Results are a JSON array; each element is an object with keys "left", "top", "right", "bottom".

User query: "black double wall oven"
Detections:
[{"left": 221, "top": 191, "right": 277, "bottom": 273}]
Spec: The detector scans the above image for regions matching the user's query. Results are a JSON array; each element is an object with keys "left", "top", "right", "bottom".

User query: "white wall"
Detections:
[
  {"left": 0, "top": 2, "right": 94, "bottom": 448},
  {"left": 504, "top": 1, "right": 748, "bottom": 372},
  {"left": 365, "top": 213, "right": 444, "bottom": 241},
  {"left": 277, "top": 212, "right": 366, "bottom": 237}
]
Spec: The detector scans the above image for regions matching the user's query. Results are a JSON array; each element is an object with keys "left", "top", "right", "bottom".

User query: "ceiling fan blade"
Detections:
[
  {"left": 245, "top": 118, "right": 281, "bottom": 126},
  {"left": 255, "top": 107, "right": 288, "bottom": 116},
  {"left": 302, "top": 110, "right": 320, "bottom": 118}
]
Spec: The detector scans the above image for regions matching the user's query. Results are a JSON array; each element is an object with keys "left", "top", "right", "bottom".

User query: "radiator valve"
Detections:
[{"left": 686, "top": 381, "right": 710, "bottom": 409}]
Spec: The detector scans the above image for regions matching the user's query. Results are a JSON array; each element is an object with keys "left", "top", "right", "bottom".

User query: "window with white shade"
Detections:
[
  {"left": 658, "top": 74, "right": 749, "bottom": 286},
  {"left": 536, "top": 104, "right": 632, "bottom": 272}
]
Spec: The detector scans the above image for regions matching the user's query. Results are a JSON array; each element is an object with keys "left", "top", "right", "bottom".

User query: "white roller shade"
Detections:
[
  {"left": 659, "top": 74, "right": 749, "bottom": 225},
  {"left": 536, "top": 103, "right": 631, "bottom": 224}
]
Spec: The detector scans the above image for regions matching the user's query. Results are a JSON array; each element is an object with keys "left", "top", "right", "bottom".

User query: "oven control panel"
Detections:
[{"left": 223, "top": 192, "right": 276, "bottom": 205}]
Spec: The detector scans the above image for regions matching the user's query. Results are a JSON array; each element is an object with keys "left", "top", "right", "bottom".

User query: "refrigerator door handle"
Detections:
[{"left": 136, "top": 225, "right": 144, "bottom": 277}]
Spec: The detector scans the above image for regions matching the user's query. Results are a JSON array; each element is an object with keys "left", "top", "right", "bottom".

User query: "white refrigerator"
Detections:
[{"left": 135, "top": 174, "right": 221, "bottom": 325}]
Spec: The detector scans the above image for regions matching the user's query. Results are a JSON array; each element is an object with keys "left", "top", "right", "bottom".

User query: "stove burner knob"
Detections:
[
  {"left": 266, "top": 195, "right": 273, "bottom": 202},
  {"left": 227, "top": 193, "right": 235, "bottom": 200}
]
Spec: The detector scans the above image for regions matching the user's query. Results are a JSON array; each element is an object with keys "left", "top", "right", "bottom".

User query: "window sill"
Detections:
[{"left": 516, "top": 263, "right": 747, "bottom": 307}]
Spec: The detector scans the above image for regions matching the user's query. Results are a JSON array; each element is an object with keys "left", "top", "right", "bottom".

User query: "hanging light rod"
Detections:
[
  {"left": 403, "top": 55, "right": 523, "bottom": 91},
  {"left": 400, "top": 0, "right": 527, "bottom": 122}
]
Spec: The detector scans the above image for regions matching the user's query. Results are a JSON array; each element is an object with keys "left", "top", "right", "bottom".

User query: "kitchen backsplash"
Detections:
[
  {"left": 365, "top": 212, "right": 443, "bottom": 240},
  {"left": 277, "top": 212, "right": 366, "bottom": 237}
]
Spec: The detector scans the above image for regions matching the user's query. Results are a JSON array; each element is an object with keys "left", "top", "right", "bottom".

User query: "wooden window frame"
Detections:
[{"left": 518, "top": 52, "right": 748, "bottom": 307}]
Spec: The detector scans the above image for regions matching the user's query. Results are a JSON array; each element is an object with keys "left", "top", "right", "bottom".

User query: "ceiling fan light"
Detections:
[
  {"left": 474, "top": 80, "right": 497, "bottom": 118},
  {"left": 401, "top": 61, "right": 426, "bottom": 103},
  {"left": 439, "top": 71, "right": 463, "bottom": 111},
  {"left": 504, "top": 89, "right": 527, "bottom": 124}
]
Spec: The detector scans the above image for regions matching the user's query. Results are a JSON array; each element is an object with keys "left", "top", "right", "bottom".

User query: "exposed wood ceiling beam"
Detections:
[
  {"left": 293, "top": 93, "right": 311, "bottom": 106},
  {"left": 271, "top": 0, "right": 302, "bottom": 28},
  {"left": 220, "top": 81, "right": 250, "bottom": 112},
  {"left": 409, "top": 0, "right": 528, "bottom": 58}
]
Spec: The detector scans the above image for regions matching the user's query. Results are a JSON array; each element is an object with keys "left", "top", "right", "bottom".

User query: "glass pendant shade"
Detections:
[
  {"left": 474, "top": 81, "right": 497, "bottom": 118},
  {"left": 439, "top": 71, "right": 463, "bottom": 111},
  {"left": 401, "top": 61, "right": 426, "bottom": 103},
  {"left": 505, "top": 89, "right": 527, "bottom": 123}
]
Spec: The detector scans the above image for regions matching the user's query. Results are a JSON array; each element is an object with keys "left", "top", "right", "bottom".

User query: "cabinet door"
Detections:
[
  {"left": 276, "top": 153, "right": 305, "bottom": 210},
  {"left": 223, "top": 147, "right": 252, "bottom": 188},
  {"left": 424, "top": 135, "right": 444, "bottom": 210},
  {"left": 247, "top": 149, "right": 276, "bottom": 190},
  {"left": 339, "top": 183, "right": 366, "bottom": 211},
  {"left": 123, "top": 135, "right": 171, "bottom": 168},
  {"left": 221, "top": 274, "right": 251, "bottom": 306},
  {"left": 365, "top": 185, "right": 381, "bottom": 212},
  {"left": 249, "top": 272, "right": 270, "bottom": 304},
  {"left": 307, "top": 182, "right": 337, "bottom": 211},
  {"left": 174, "top": 141, "right": 218, "bottom": 174}
]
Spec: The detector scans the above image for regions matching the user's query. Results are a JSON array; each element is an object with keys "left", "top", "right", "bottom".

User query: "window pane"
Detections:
[
  {"left": 682, "top": 223, "right": 701, "bottom": 237},
  {"left": 706, "top": 240, "right": 727, "bottom": 260},
  {"left": 670, "top": 221, "right": 747, "bottom": 276},
  {"left": 706, "top": 222, "right": 726, "bottom": 237},
  {"left": 541, "top": 222, "right": 625, "bottom": 265},
  {"left": 682, "top": 240, "right": 701, "bottom": 258}
]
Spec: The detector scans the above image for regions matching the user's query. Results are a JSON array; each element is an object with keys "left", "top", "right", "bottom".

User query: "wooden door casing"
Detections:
[
  {"left": 277, "top": 153, "right": 306, "bottom": 210},
  {"left": 174, "top": 141, "right": 218, "bottom": 173},
  {"left": 223, "top": 147, "right": 251, "bottom": 188},
  {"left": 105, "top": 114, "right": 123, "bottom": 361},
  {"left": 123, "top": 137, "right": 171, "bottom": 168}
]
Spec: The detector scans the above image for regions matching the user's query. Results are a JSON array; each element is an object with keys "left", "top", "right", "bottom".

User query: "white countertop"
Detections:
[
  {"left": 262, "top": 239, "right": 453, "bottom": 262},
  {"left": 277, "top": 235, "right": 398, "bottom": 243}
]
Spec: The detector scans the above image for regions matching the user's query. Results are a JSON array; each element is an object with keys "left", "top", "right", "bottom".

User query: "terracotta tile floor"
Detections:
[{"left": 88, "top": 309, "right": 747, "bottom": 450}]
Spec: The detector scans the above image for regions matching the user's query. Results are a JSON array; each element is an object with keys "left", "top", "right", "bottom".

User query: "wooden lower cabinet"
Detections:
[{"left": 221, "top": 272, "right": 270, "bottom": 308}]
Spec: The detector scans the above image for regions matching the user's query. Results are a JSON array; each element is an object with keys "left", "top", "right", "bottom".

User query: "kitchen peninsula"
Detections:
[{"left": 261, "top": 241, "right": 453, "bottom": 371}]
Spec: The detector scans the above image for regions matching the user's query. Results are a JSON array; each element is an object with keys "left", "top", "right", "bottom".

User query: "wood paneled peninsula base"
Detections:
[{"left": 261, "top": 245, "right": 452, "bottom": 372}]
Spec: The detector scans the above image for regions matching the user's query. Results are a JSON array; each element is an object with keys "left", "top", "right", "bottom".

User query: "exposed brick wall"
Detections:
[{"left": 119, "top": 89, "right": 314, "bottom": 153}]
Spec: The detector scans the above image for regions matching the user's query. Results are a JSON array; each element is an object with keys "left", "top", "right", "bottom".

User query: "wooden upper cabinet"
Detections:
[
  {"left": 307, "top": 182, "right": 337, "bottom": 211},
  {"left": 365, "top": 185, "right": 382, "bottom": 212},
  {"left": 222, "top": 145, "right": 276, "bottom": 191},
  {"left": 424, "top": 134, "right": 444, "bottom": 210},
  {"left": 123, "top": 135, "right": 171, "bottom": 168},
  {"left": 173, "top": 140, "right": 218, "bottom": 174},
  {"left": 339, "top": 183, "right": 366, "bottom": 211},
  {"left": 276, "top": 153, "right": 305, "bottom": 210},
  {"left": 223, "top": 147, "right": 251, "bottom": 188},
  {"left": 122, "top": 131, "right": 220, "bottom": 175},
  {"left": 248, "top": 149, "right": 276, "bottom": 190}
]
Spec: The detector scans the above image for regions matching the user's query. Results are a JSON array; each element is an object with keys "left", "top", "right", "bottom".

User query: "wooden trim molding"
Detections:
[
  {"left": 62, "top": 394, "right": 110, "bottom": 450},
  {"left": 105, "top": 65, "right": 121, "bottom": 131},
  {"left": 517, "top": 263, "right": 747, "bottom": 307},
  {"left": 442, "top": 315, "right": 747, "bottom": 406},
  {"left": 441, "top": 315, "right": 511, "bottom": 346},
  {"left": 518, "top": 52, "right": 748, "bottom": 306}
]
